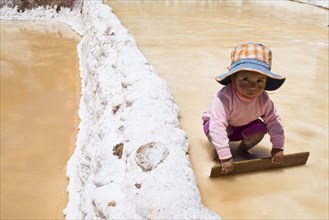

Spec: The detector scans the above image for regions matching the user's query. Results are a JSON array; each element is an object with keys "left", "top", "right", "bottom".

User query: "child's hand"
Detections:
[
  {"left": 271, "top": 149, "right": 284, "bottom": 165},
  {"left": 220, "top": 158, "right": 234, "bottom": 174}
]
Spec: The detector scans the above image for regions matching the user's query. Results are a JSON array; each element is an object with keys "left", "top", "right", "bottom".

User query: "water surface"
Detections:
[
  {"left": 0, "top": 21, "right": 80, "bottom": 219},
  {"left": 107, "top": 1, "right": 328, "bottom": 219}
]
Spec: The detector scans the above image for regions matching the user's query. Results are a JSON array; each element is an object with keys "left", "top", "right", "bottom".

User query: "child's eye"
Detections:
[
  {"left": 242, "top": 78, "right": 249, "bottom": 82},
  {"left": 257, "top": 79, "right": 265, "bottom": 84}
]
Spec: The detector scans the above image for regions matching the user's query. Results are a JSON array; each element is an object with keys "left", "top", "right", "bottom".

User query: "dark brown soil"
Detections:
[{"left": 0, "top": 0, "right": 79, "bottom": 12}]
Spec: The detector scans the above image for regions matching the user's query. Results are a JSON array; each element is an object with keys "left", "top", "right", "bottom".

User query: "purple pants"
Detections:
[{"left": 203, "top": 119, "right": 267, "bottom": 141}]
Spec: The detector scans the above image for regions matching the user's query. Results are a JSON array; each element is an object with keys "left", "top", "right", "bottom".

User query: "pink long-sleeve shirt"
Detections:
[{"left": 202, "top": 84, "right": 285, "bottom": 159}]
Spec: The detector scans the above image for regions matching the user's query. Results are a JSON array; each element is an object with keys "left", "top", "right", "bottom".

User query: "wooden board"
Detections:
[{"left": 210, "top": 152, "right": 310, "bottom": 177}]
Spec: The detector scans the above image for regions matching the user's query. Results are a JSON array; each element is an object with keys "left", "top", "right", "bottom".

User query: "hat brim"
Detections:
[{"left": 215, "top": 59, "right": 285, "bottom": 91}]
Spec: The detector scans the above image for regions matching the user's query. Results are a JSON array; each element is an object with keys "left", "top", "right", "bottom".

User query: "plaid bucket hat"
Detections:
[{"left": 215, "top": 43, "right": 286, "bottom": 91}]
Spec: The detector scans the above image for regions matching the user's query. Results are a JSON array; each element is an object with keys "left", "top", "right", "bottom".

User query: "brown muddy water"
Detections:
[
  {"left": 0, "top": 21, "right": 80, "bottom": 219},
  {"left": 107, "top": 0, "right": 328, "bottom": 219}
]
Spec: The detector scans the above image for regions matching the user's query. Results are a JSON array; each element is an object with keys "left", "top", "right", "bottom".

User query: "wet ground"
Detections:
[
  {"left": 0, "top": 21, "right": 80, "bottom": 219},
  {"left": 107, "top": 1, "right": 328, "bottom": 219}
]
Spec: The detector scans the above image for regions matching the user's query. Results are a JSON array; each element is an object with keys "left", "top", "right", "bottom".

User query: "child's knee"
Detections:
[
  {"left": 240, "top": 120, "right": 267, "bottom": 149},
  {"left": 241, "top": 119, "right": 267, "bottom": 140},
  {"left": 243, "top": 132, "right": 265, "bottom": 148}
]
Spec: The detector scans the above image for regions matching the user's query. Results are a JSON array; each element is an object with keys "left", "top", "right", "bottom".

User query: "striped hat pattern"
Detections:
[
  {"left": 231, "top": 43, "right": 272, "bottom": 67},
  {"left": 215, "top": 43, "right": 285, "bottom": 91}
]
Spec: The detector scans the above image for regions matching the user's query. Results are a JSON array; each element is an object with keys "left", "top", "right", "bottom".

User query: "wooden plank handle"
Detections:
[{"left": 210, "top": 152, "right": 310, "bottom": 177}]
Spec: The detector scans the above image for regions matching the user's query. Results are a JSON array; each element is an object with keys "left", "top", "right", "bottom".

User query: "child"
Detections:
[{"left": 202, "top": 43, "right": 285, "bottom": 174}]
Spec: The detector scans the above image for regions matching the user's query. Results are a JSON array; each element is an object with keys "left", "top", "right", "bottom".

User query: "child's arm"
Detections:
[
  {"left": 207, "top": 92, "right": 236, "bottom": 173},
  {"left": 261, "top": 95, "right": 285, "bottom": 164},
  {"left": 208, "top": 93, "right": 232, "bottom": 160}
]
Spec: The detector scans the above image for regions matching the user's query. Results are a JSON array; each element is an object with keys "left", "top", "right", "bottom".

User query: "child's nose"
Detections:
[{"left": 248, "top": 83, "right": 257, "bottom": 91}]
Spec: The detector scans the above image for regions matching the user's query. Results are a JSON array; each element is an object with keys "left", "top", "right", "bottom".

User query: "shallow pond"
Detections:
[
  {"left": 0, "top": 21, "right": 80, "bottom": 219},
  {"left": 107, "top": 1, "right": 328, "bottom": 219}
]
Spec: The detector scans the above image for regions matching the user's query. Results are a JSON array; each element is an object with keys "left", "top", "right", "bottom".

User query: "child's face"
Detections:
[{"left": 232, "top": 71, "right": 267, "bottom": 99}]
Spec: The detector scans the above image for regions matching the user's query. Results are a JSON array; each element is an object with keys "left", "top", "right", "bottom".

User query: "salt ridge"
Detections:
[{"left": 1, "top": 1, "right": 219, "bottom": 219}]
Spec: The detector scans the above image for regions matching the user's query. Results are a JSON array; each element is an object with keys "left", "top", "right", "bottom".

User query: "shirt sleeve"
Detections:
[
  {"left": 261, "top": 95, "right": 285, "bottom": 150},
  {"left": 208, "top": 92, "right": 232, "bottom": 159}
]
